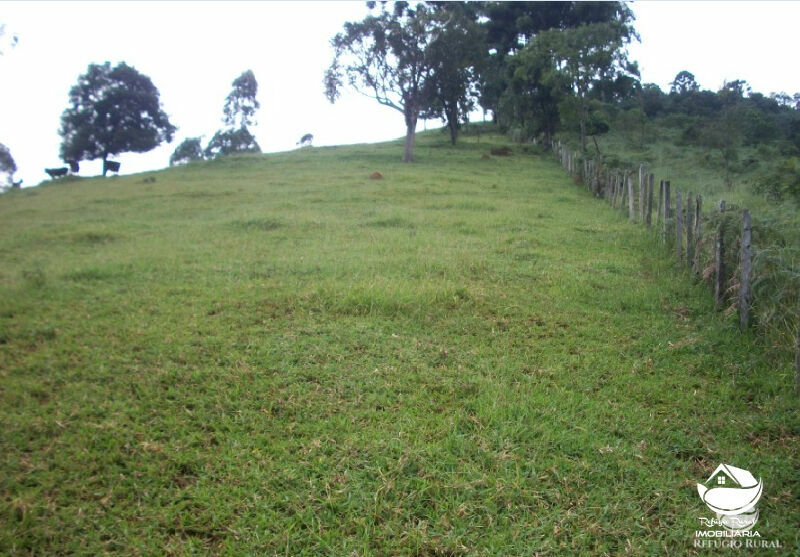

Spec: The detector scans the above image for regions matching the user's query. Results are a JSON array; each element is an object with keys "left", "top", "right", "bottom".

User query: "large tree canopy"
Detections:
[
  {"left": 59, "top": 62, "right": 176, "bottom": 170},
  {"left": 421, "top": 4, "right": 485, "bottom": 145},
  {"left": 480, "top": 1, "right": 629, "bottom": 57},
  {"left": 532, "top": 20, "right": 638, "bottom": 153},
  {"left": 476, "top": 1, "right": 634, "bottom": 118},
  {"left": 670, "top": 70, "right": 700, "bottom": 96},
  {"left": 325, "top": 4, "right": 442, "bottom": 162}
]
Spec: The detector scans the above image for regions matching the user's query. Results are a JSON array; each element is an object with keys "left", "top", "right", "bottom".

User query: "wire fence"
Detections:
[{"left": 551, "top": 141, "right": 800, "bottom": 394}]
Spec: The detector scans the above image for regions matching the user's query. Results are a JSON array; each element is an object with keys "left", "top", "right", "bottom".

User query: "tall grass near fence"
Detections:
[{"left": 552, "top": 141, "right": 800, "bottom": 391}]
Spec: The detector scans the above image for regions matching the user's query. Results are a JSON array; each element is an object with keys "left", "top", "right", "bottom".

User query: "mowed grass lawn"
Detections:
[{"left": 0, "top": 132, "right": 797, "bottom": 554}]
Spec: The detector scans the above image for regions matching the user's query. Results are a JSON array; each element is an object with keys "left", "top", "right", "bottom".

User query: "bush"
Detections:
[
  {"left": 170, "top": 137, "right": 205, "bottom": 166},
  {"left": 753, "top": 157, "right": 800, "bottom": 204}
]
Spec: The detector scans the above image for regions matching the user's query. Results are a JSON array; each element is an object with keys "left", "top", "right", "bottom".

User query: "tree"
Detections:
[
  {"left": 479, "top": 1, "right": 629, "bottom": 57},
  {"left": 204, "top": 128, "right": 260, "bottom": 159},
  {"left": 207, "top": 70, "right": 262, "bottom": 159},
  {"left": 59, "top": 62, "right": 176, "bottom": 175},
  {"left": 526, "top": 20, "right": 638, "bottom": 153},
  {"left": 170, "top": 137, "right": 205, "bottom": 166},
  {"left": 502, "top": 43, "right": 563, "bottom": 144},
  {"left": 641, "top": 82, "right": 666, "bottom": 117},
  {"left": 699, "top": 110, "right": 742, "bottom": 189},
  {"left": 421, "top": 7, "right": 485, "bottom": 145},
  {"left": 754, "top": 157, "right": 800, "bottom": 204},
  {"left": 476, "top": 1, "right": 634, "bottom": 119},
  {"left": 670, "top": 70, "right": 699, "bottom": 95},
  {"left": 0, "top": 142, "right": 17, "bottom": 189},
  {"left": 325, "top": 4, "right": 441, "bottom": 162},
  {"left": 223, "top": 70, "right": 260, "bottom": 129}
]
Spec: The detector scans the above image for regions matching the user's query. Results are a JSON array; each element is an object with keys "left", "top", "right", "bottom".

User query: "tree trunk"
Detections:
[
  {"left": 102, "top": 155, "right": 108, "bottom": 177},
  {"left": 579, "top": 112, "right": 587, "bottom": 154},
  {"left": 578, "top": 94, "right": 587, "bottom": 154},
  {"left": 446, "top": 105, "right": 458, "bottom": 146},
  {"left": 403, "top": 111, "right": 417, "bottom": 163},
  {"left": 591, "top": 135, "right": 601, "bottom": 156}
]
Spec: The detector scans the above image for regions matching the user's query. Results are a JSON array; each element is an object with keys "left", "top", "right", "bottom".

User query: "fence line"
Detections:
[{"left": 549, "top": 141, "right": 798, "bottom": 393}]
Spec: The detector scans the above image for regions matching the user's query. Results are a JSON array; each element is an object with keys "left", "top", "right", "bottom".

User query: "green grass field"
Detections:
[{"left": 1, "top": 131, "right": 797, "bottom": 554}]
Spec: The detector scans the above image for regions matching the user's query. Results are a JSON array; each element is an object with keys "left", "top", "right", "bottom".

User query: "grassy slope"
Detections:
[
  {"left": 590, "top": 120, "right": 800, "bottom": 233},
  {"left": 574, "top": 120, "right": 800, "bottom": 349},
  {"left": 0, "top": 131, "right": 797, "bottom": 554}
]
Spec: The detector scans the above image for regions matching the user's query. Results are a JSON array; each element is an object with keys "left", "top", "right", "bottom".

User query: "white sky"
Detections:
[{"left": 1, "top": 1, "right": 799, "bottom": 186}]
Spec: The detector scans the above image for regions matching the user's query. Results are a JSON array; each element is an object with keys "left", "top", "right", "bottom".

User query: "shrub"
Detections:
[{"left": 753, "top": 157, "right": 800, "bottom": 204}]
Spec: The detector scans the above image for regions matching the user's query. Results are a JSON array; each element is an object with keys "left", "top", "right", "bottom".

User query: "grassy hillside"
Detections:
[
  {"left": 587, "top": 118, "right": 800, "bottom": 233},
  {"left": 554, "top": 118, "right": 800, "bottom": 351},
  {"left": 0, "top": 131, "right": 797, "bottom": 554}
]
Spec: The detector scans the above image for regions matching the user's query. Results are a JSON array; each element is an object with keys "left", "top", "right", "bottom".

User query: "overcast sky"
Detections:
[{"left": 2, "top": 1, "right": 800, "bottom": 187}]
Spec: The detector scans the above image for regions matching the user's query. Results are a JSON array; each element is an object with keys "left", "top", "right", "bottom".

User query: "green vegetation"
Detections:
[
  {"left": 0, "top": 141, "right": 17, "bottom": 190},
  {"left": 1, "top": 131, "right": 797, "bottom": 553},
  {"left": 550, "top": 96, "right": 800, "bottom": 351},
  {"left": 59, "top": 61, "right": 176, "bottom": 173}
]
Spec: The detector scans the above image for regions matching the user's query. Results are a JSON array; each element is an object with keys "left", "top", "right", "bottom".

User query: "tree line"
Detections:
[
  {"left": 3, "top": 2, "right": 800, "bottom": 187},
  {"left": 1, "top": 62, "right": 262, "bottom": 187},
  {"left": 324, "top": 1, "right": 638, "bottom": 162},
  {"left": 325, "top": 0, "right": 800, "bottom": 183},
  {"left": 633, "top": 73, "right": 800, "bottom": 201}
]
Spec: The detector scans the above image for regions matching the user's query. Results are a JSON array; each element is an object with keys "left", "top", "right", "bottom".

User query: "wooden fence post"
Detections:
[
  {"left": 739, "top": 209, "right": 752, "bottom": 330},
  {"left": 628, "top": 173, "right": 636, "bottom": 222},
  {"left": 657, "top": 180, "right": 664, "bottom": 226},
  {"left": 638, "top": 165, "right": 645, "bottom": 222},
  {"left": 686, "top": 192, "right": 694, "bottom": 268},
  {"left": 714, "top": 200, "right": 726, "bottom": 308},
  {"left": 663, "top": 181, "right": 671, "bottom": 244},
  {"left": 795, "top": 322, "right": 800, "bottom": 394},
  {"left": 676, "top": 189, "right": 683, "bottom": 264},
  {"left": 693, "top": 195, "right": 703, "bottom": 276},
  {"left": 646, "top": 174, "right": 654, "bottom": 227},
  {"left": 621, "top": 174, "right": 626, "bottom": 211}
]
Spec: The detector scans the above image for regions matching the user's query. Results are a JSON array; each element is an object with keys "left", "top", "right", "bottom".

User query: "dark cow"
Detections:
[
  {"left": 296, "top": 133, "right": 313, "bottom": 147},
  {"left": 45, "top": 167, "right": 69, "bottom": 179},
  {"left": 11, "top": 179, "right": 22, "bottom": 189},
  {"left": 103, "top": 160, "right": 121, "bottom": 176}
]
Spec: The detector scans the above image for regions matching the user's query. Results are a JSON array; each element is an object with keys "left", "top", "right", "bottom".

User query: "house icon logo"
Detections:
[{"left": 697, "top": 463, "right": 763, "bottom": 531}]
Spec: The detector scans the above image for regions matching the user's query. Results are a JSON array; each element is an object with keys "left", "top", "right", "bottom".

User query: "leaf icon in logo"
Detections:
[{"left": 697, "top": 463, "right": 763, "bottom": 516}]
